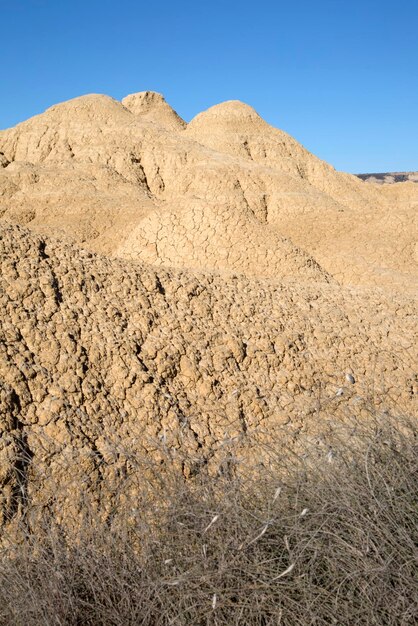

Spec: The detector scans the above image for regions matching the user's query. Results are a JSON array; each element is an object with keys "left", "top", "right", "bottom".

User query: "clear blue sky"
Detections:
[{"left": 1, "top": 0, "right": 417, "bottom": 173}]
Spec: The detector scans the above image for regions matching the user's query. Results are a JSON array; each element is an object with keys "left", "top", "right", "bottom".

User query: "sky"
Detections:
[{"left": 1, "top": 0, "right": 417, "bottom": 173}]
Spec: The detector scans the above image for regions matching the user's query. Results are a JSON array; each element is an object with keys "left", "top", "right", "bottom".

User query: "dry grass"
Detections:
[{"left": 0, "top": 411, "right": 417, "bottom": 625}]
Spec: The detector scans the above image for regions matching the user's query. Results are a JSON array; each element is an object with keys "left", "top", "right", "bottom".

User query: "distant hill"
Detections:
[{"left": 356, "top": 171, "right": 418, "bottom": 184}]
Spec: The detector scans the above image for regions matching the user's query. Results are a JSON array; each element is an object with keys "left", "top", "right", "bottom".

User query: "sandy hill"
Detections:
[
  {"left": 1, "top": 92, "right": 417, "bottom": 290},
  {"left": 0, "top": 93, "right": 417, "bottom": 530}
]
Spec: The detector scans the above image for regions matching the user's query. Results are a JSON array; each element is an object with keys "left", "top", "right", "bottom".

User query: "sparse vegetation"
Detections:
[{"left": 1, "top": 411, "right": 417, "bottom": 625}]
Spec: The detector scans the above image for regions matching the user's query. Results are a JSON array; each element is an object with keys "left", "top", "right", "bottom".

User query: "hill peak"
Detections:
[
  {"left": 188, "top": 100, "right": 263, "bottom": 130},
  {"left": 43, "top": 94, "right": 132, "bottom": 124},
  {"left": 122, "top": 91, "right": 186, "bottom": 130}
]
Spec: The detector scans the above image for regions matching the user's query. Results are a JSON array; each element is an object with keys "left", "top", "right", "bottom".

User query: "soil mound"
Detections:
[{"left": 1, "top": 222, "right": 416, "bottom": 528}]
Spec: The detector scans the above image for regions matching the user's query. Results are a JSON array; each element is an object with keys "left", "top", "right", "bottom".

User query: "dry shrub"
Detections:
[{"left": 0, "top": 411, "right": 417, "bottom": 625}]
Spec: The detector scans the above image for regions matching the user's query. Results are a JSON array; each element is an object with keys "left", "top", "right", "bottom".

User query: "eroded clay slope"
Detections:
[
  {"left": 185, "top": 100, "right": 376, "bottom": 207},
  {"left": 185, "top": 101, "right": 418, "bottom": 289},
  {"left": 1, "top": 223, "right": 416, "bottom": 527},
  {"left": 0, "top": 95, "right": 329, "bottom": 283},
  {"left": 1, "top": 92, "right": 417, "bottom": 289}
]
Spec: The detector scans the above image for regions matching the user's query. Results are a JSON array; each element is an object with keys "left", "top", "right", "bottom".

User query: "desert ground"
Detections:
[
  {"left": 1, "top": 90, "right": 417, "bottom": 522},
  {"left": 0, "top": 92, "right": 417, "bottom": 623}
]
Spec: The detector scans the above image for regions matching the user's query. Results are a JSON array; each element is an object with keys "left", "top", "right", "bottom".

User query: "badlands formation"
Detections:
[{"left": 0, "top": 92, "right": 417, "bottom": 527}]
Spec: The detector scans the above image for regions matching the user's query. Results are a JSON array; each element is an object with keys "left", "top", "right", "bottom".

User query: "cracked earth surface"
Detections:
[{"left": 0, "top": 92, "right": 416, "bottom": 528}]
